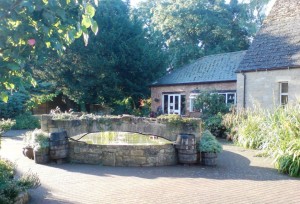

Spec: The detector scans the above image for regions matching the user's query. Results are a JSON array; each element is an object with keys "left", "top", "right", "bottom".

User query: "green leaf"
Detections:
[
  {"left": 75, "top": 30, "right": 83, "bottom": 38},
  {"left": 0, "top": 92, "right": 9, "bottom": 103},
  {"left": 45, "top": 42, "right": 51, "bottom": 48},
  {"left": 91, "top": 19, "right": 98, "bottom": 35},
  {"left": 4, "top": 82, "right": 15, "bottom": 90},
  {"left": 7, "top": 63, "right": 20, "bottom": 71},
  {"left": 81, "top": 15, "right": 92, "bottom": 28},
  {"left": 31, "top": 78, "right": 37, "bottom": 87},
  {"left": 67, "top": 30, "right": 76, "bottom": 42},
  {"left": 85, "top": 3, "right": 96, "bottom": 18}
]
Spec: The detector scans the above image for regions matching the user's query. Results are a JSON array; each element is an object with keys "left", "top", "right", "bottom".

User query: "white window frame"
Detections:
[
  {"left": 189, "top": 93, "right": 199, "bottom": 112},
  {"left": 279, "top": 82, "right": 288, "bottom": 105},
  {"left": 189, "top": 92, "right": 236, "bottom": 112},
  {"left": 218, "top": 92, "right": 236, "bottom": 105},
  {"left": 162, "top": 93, "right": 185, "bottom": 115}
]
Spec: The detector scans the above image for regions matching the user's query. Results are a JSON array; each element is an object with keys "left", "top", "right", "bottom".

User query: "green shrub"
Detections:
[
  {"left": 222, "top": 109, "right": 247, "bottom": 140},
  {"left": 205, "top": 113, "right": 226, "bottom": 137},
  {"left": 23, "top": 129, "right": 49, "bottom": 150},
  {"left": 0, "top": 158, "right": 40, "bottom": 203},
  {"left": 13, "top": 113, "right": 40, "bottom": 130},
  {"left": 0, "top": 119, "right": 15, "bottom": 134},
  {"left": 274, "top": 139, "right": 300, "bottom": 177},
  {"left": 0, "top": 119, "right": 16, "bottom": 147},
  {"left": 193, "top": 91, "right": 230, "bottom": 137},
  {"left": 0, "top": 159, "right": 15, "bottom": 180},
  {"left": 50, "top": 107, "right": 78, "bottom": 120},
  {"left": 194, "top": 92, "right": 230, "bottom": 118},
  {"left": 112, "top": 97, "right": 152, "bottom": 117},
  {"left": 0, "top": 92, "right": 29, "bottom": 119},
  {"left": 198, "top": 130, "right": 222, "bottom": 153},
  {"left": 225, "top": 104, "right": 300, "bottom": 177},
  {"left": 157, "top": 114, "right": 200, "bottom": 130}
]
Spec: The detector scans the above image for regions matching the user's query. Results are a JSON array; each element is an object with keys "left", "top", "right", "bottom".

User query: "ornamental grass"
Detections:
[{"left": 223, "top": 104, "right": 300, "bottom": 177}]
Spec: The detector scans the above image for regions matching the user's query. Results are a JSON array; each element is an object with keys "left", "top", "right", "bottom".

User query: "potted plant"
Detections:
[
  {"left": 23, "top": 129, "right": 50, "bottom": 163},
  {"left": 32, "top": 129, "right": 50, "bottom": 164},
  {"left": 22, "top": 131, "right": 35, "bottom": 160},
  {"left": 198, "top": 130, "right": 222, "bottom": 166}
]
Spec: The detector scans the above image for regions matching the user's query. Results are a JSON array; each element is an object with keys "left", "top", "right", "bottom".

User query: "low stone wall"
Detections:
[
  {"left": 69, "top": 141, "right": 177, "bottom": 167},
  {"left": 41, "top": 115, "right": 202, "bottom": 141}
]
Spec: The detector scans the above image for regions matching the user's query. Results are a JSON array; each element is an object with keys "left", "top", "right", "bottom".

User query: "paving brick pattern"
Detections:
[{"left": 1, "top": 134, "right": 299, "bottom": 204}]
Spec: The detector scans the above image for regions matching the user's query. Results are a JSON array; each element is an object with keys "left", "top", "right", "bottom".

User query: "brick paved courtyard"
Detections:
[{"left": 1, "top": 131, "right": 299, "bottom": 204}]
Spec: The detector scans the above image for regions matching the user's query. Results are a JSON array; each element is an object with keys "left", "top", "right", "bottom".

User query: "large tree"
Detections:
[
  {"left": 0, "top": 0, "right": 98, "bottom": 102},
  {"left": 35, "top": 0, "right": 166, "bottom": 111},
  {"left": 136, "top": 0, "right": 271, "bottom": 68}
]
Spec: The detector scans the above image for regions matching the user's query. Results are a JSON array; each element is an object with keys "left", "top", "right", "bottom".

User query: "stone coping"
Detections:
[{"left": 41, "top": 114, "right": 202, "bottom": 141}]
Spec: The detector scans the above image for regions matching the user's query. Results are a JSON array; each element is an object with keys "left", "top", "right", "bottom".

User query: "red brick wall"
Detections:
[{"left": 150, "top": 82, "right": 236, "bottom": 117}]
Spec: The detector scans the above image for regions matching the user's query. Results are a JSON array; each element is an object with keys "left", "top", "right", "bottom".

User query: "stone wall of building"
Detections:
[
  {"left": 69, "top": 141, "right": 177, "bottom": 166},
  {"left": 237, "top": 69, "right": 300, "bottom": 109},
  {"left": 41, "top": 115, "right": 202, "bottom": 141},
  {"left": 150, "top": 82, "right": 236, "bottom": 117}
]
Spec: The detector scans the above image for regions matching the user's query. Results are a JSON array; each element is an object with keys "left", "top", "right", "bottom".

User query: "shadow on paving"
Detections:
[
  {"left": 3, "top": 134, "right": 298, "bottom": 182},
  {"left": 28, "top": 186, "right": 74, "bottom": 204},
  {"left": 46, "top": 149, "right": 297, "bottom": 182}
]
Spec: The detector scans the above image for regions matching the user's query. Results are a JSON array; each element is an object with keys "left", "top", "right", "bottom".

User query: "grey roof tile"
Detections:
[
  {"left": 152, "top": 51, "right": 246, "bottom": 86},
  {"left": 237, "top": 0, "right": 300, "bottom": 72}
]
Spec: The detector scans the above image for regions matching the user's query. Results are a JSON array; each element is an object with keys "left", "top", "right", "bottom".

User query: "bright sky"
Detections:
[{"left": 130, "top": 0, "right": 141, "bottom": 7}]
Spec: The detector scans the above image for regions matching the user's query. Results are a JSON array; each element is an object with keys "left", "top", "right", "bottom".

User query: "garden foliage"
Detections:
[
  {"left": 0, "top": 119, "right": 15, "bottom": 147},
  {"left": 0, "top": 0, "right": 98, "bottom": 102},
  {"left": 223, "top": 105, "right": 300, "bottom": 177},
  {"left": 12, "top": 113, "right": 40, "bottom": 130},
  {"left": 198, "top": 130, "right": 222, "bottom": 153},
  {"left": 0, "top": 158, "right": 40, "bottom": 204},
  {"left": 0, "top": 92, "right": 29, "bottom": 119},
  {"left": 194, "top": 92, "right": 230, "bottom": 137}
]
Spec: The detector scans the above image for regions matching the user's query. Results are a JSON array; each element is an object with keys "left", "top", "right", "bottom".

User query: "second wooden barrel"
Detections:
[{"left": 175, "top": 134, "right": 197, "bottom": 164}]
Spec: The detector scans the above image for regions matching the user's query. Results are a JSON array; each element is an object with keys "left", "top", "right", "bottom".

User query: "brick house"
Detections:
[
  {"left": 236, "top": 0, "right": 300, "bottom": 109},
  {"left": 150, "top": 51, "right": 246, "bottom": 117}
]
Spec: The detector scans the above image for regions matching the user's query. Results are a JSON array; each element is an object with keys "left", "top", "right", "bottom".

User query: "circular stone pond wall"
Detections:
[{"left": 69, "top": 132, "right": 177, "bottom": 167}]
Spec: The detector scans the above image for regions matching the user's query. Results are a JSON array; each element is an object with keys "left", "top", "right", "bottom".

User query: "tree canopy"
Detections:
[
  {"left": 0, "top": 0, "right": 271, "bottom": 114},
  {"left": 34, "top": 0, "right": 166, "bottom": 112},
  {"left": 0, "top": 0, "right": 98, "bottom": 102},
  {"left": 136, "top": 0, "right": 271, "bottom": 68}
]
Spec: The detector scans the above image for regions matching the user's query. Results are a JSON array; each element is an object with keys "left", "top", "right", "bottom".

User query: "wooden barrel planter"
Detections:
[
  {"left": 23, "top": 147, "right": 34, "bottom": 160},
  {"left": 34, "top": 148, "right": 49, "bottom": 164},
  {"left": 201, "top": 152, "right": 217, "bottom": 166},
  {"left": 175, "top": 134, "right": 197, "bottom": 164},
  {"left": 49, "top": 131, "right": 69, "bottom": 161}
]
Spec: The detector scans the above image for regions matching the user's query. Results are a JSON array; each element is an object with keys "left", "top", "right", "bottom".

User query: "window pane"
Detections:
[
  {"left": 175, "top": 96, "right": 179, "bottom": 110},
  {"left": 170, "top": 96, "right": 173, "bottom": 103},
  {"left": 181, "top": 95, "right": 186, "bottom": 115},
  {"left": 164, "top": 95, "right": 168, "bottom": 113},
  {"left": 281, "top": 95, "right": 288, "bottom": 105},
  {"left": 190, "top": 98, "right": 194, "bottom": 112},
  {"left": 227, "top": 94, "right": 235, "bottom": 104},
  {"left": 281, "top": 83, "right": 288, "bottom": 93}
]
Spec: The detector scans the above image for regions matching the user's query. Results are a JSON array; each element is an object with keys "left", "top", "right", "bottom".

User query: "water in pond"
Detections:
[{"left": 78, "top": 131, "right": 173, "bottom": 145}]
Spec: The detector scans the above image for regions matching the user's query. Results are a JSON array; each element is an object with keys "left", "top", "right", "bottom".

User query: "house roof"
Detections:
[
  {"left": 237, "top": 0, "right": 300, "bottom": 72},
  {"left": 151, "top": 51, "right": 246, "bottom": 86}
]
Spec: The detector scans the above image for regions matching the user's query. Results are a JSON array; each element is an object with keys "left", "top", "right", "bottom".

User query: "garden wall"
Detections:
[
  {"left": 41, "top": 115, "right": 202, "bottom": 141},
  {"left": 69, "top": 141, "right": 177, "bottom": 166}
]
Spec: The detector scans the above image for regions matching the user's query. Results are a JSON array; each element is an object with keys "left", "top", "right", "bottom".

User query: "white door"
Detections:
[{"left": 168, "top": 94, "right": 181, "bottom": 114}]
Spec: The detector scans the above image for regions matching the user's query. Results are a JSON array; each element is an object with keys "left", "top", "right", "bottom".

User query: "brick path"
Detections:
[{"left": 1, "top": 132, "right": 299, "bottom": 204}]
